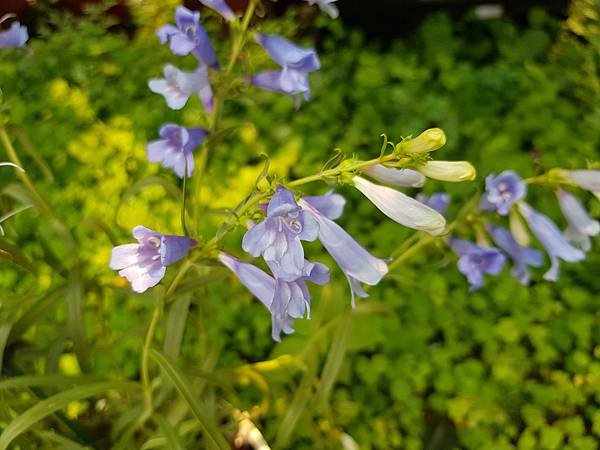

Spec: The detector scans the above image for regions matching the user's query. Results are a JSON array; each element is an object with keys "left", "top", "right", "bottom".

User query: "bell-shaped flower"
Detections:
[
  {"left": 157, "top": 6, "right": 218, "bottom": 67},
  {"left": 399, "top": 128, "right": 446, "bottom": 154},
  {"left": 518, "top": 202, "right": 585, "bottom": 281},
  {"left": 110, "top": 226, "right": 194, "bottom": 293},
  {"left": 487, "top": 223, "right": 543, "bottom": 285},
  {"left": 449, "top": 238, "right": 506, "bottom": 291},
  {"left": 0, "top": 21, "right": 28, "bottom": 48},
  {"left": 242, "top": 186, "right": 318, "bottom": 281},
  {"left": 148, "top": 64, "right": 213, "bottom": 111},
  {"left": 299, "top": 197, "right": 388, "bottom": 305},
  {"left": 418, "top": 161, "right": 476, "bottom": 182},
  {"left": 305, "top": 0, "right": 339, "bottom": 19},
  {"left": 480, "top": 170, "right": 526, "bottom": 215},
  {"left": 353, "top": 176, "right": 447, "bottom": 236},
  {"left": 147, "top": 124, "right": 207, "bottom": 178},
  {"left": 562, "top": 170, "right": 600, "bottom": 199},
  {"left": 416, "top": 192, "right": 450, "bottom": 215},
  {"left": 362, "top": 164, "right": 425, "bottom": 187},
  {"left": 301, "top": 191, "right": 346, "bottom": 220},
  {"left": 252, "top": 34, "right": 320, "bottom": 103},
  {"left": 556, "top": 189, "right": 599, "bottom": 252},
  {"left": 199, "top": 0, "right": 236, "bottom": 21}
]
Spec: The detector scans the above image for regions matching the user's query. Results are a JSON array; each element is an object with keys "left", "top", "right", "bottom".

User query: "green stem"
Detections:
[{"left": 142, "top": 296, "right": 163, "bottom": 413}]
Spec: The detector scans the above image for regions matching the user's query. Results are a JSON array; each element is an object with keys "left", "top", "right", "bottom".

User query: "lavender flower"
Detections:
[
  {"left": 480, "top": 170, "right": 526, "bottom": 215},
  {"left": 242, "top": 187, "right": 318, "bottom": 281},
  {"left": 305, "top": 0, "right": 339, "bottom": 19},
  {"left": 449, "top": 238, "right": 506, "bottom": 291},
  {"left": 556, "top": 189, "right": 599, "bottom": 252},
  {"left": 518, "top": 203, "right": 585, "bottom": 281},
  {"left": 157, "top": 6, "right": 218, "bottom": 67},
  {"left": 110, "top": 226, "right": 193, "bottom": 293},
  {"left": 487, "top": 223, "right": 543, "bottom": 285},
  {"left": 416, "top": 192, "right": 450, "bottom": 215},
  {"left": 562, "top": 170, "right": 600, "bottom": 200},
  {"left": 198, "top": 0, "right": 236, "bottom": 21},
  {"left": 353, "top": 176, "right": 447, "bottom": 236},
  {"left": 148, "top": 64, "right": 213, "bottom": 111},
  {"left": 0, "top": 21, "right": 28, "bottom": 48},
  {"left": 252, "top": 34, "right": 320, "bottom": 103},
  {"left": 301, "top": 191, "right": 346, "bottom": 220},
  {"left": 362, "top": 164, "right": 425, "bottom": 188},
  {"left": 147, "top": 124, "right": 207, "bottom": 178},
  {"left": 299, "top": 196, "right": 388, "bottom": 305}
]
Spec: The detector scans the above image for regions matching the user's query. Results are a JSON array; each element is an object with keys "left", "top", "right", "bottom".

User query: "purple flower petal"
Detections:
[
  {"left": 302, "top": 191, "right": 346, "bottom": 220},
  {"left": 0, "top": 22, "right": 28, "bottom": 48},
  {"left": 363, "top": 165, "right": 426, "bottom": 188},
  {"left": 198, "top": 0, "right": 236, "bottom": 21},
  {"left": 482, "top": 171, "right": 526, "bottom": 215}
]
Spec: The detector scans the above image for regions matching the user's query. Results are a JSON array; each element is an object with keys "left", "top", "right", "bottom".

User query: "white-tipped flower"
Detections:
[
  {"left": 353, "top": 176, "right": 447, "bottom": 236},
  {"left": 400, "top": 128, "right": 447, "bottom": 154},
  {"left": 562, "top": 169, "right": 600, "bottom": 200},
  {"left": 362, "top": 164, "right": 425, "bottom": 187},
  {"left": 418, "top": 161, "right": 476, "bottom": 182}
]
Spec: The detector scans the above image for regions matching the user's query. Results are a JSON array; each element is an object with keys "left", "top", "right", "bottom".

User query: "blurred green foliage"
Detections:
[{"left": 0, "top": 0, "right": 600, "bottom": 448}]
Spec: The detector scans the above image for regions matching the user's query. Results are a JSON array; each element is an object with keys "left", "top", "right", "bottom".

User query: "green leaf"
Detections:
[
  {"left": 0, "top": 375, "right": 105, "bottom": 390},
  {"left": 0, "top": 380, "right": 139, "bottom": 450},
  {"left": 8, "top": 288, "right": 64, "bottom": 345},
  {"left": 0, "top": 238, "right": 34, "bottom": 273},
  {"left": 67, "top": 268, "right": 90, "bottom": 372},
  {"left": 36, "top": 430, "right": 92, "bottom": 450},
  {"left": 0, "top": 323, "right": 11, "bottom": 374},
  {"left": 163, "top": 294, "right": 192, "bottom": 363},
  {"left": 149, "top": 350, "right": 230, "bottom": 450},
  {"left": 153, "top": 413, "right": 185, "bottom": 450}
]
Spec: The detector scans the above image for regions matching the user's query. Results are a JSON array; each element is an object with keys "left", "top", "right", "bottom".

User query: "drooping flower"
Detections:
[
  {"left": 449, "top": 238, "right": 506, "bottom": 291},
  {"left": 301, "top": 191, "right": 346, "bottom": 220},
  {"left": 242, "top": 186, "right": 318, "bottom": 281},
  {"left": 562, "top": 169, "right": 600, "bottom": 200},
  {"left": 147, "top": 124, "right": 207, "bottom": 178},
  {"left": 487, "top": 223, "right": 543, "bottom": 285},
  {"left": 148, "top": 64, "right": 213, "bottom": 111},
  {"left": 252, "top": 34, "right": 320, "bottom": 103},
  {"left": 399, "top": 128, "right": 447, "bottom": 154},
  {"left": 305, "top": 0, "right": 339, "bottom": 19},
  {"left": 556, "top": 188, "right": 599, "bottom": 252},
  {"left": 299, "top": 196, "right": 388, "bottom": 305},
  {"left": 157, "top": 6, "right": 218, "bottom": 67},
  {"left": 110, "top": 226, "right": 194, "bottom": 293},
  {"left": 353, "top": 176, "right": 447, "bottom": 236},
  {"left": 362, "top": 164, "right": 425, "bottom": 188},
  {"left": 416, "top": 192, "right": 450, "bottom": 215},
  {"left": 0, "top": 21, "right": 28, "bottom": 48},
  {"left": 480, "top": 170, "right": 526, "bottom": 215},
  {"left": 418, "top": 161, "right": 476, "bottom": 182},
  {"left": 518, "top": 202, "right": 585, "bottom": 281},
  {"left": 198, "top": 0, "right": 236, "bottom": 21}
]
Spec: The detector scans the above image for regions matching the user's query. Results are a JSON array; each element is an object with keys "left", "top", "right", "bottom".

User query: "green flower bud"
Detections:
[
  {"left": 399, "top": 128, "right": 446, "bottom": 154},
  {"left": 418, "top": 161, "right": 476, "bottom": 182}
]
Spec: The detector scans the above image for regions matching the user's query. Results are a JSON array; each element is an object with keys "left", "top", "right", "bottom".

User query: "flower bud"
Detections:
[
  {"left": 509, "top": 208, "right": 530, "bottom": 246},
  {"left": 400, "top": 128, "right": 446, "bottom": 154},
  {"left": 418, "top": 161, "right": 476, "bottom": 182}
]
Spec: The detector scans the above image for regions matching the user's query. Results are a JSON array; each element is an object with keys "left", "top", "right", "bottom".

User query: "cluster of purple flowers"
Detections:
[
  {"left": 447, "top": 169, "right": 599, "bottom": 290},
  {"left": 0, "top": 19, "right": 28, "bottom": 49}
]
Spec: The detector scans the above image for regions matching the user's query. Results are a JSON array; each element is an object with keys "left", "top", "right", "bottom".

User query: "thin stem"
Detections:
[
  {"left": 142, "top": 297, "right": 163, "bottom": 413},
  {"left": 181, "top": 160, "right": 190, "bottom": 236}
]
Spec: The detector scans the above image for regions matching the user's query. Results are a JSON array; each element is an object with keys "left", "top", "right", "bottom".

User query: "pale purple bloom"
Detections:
[
  {"left": 353, "top": 176, "right": 447, "bottom": 236},
  {"left": 252, "top": 34, "right": 320, "bottom": 103},
  {"left": 299, "top": 197, "right": 388, "bottom": 305},
  {"left": 198, "top": 0, "right": 236, "bottom": 21},
  {"left": 305, "top": 0, "right": 339, "bottom": 18},
  {"left": 518, "top": 203, "right": 585, "bottom": 281},
  {"left": 480, "top": 170, "right": 526, "bottom": 215},
  {"left": 563, "top": 170, "right": 600, "bottom": 197},
  {"left": 301, "top": 191, "right": 346, "bottom": 220},
  {"left": 242, "top": 186, "right": 318, "bottom": 281},
  {"left": 416, "top": 193, "right": 450, "bottom": 215},
  {"left": 556, "top": 189, "right": 599, "bottom": 252},
  {"left": 147, "top": 124, "right": 207, "bottom": 178},
  {"left": 0, "top": 21, "right": 28, "bottom": 48},
  {"left": 487, "top": 223, "right": 543, "bottom": 285},
  {"left": 110, "top": 226, "right": 193, "bottom": 293},
  {"left": 157, "top": 6, "right": 218, "bottom": 67},
  {"left": 148, "top": 64, "right": 213, "bottom": 111},
  {"left": 449, "top": 238, "right": 506, "bottom": 291},
  {"left": 362, "top": 164, "right": 425, "bottom": 188}
]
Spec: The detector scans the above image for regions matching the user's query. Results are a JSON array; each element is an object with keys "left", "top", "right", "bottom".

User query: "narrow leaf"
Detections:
[
  {"left": 163, "top": 294, "right": 192, "bottom": 363},
  {"left": 67, "top": 268, "right": 90, "bottom": 371},
  {"left": 316, "top": 313, "right": 352, "bottom": 405},
  {"left": 153, "top": 413, "right": 185, "bottom": 450}
]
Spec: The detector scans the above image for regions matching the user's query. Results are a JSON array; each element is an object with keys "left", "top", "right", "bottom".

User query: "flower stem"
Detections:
[{"left": 142, "top": 295, "right": 163, "bottom": 413}]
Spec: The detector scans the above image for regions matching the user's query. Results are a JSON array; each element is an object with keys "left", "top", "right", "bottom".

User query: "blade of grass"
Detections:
[
  {"left": 163, "top": 293, "right": 192, "bottom": 363},
  {"left": 153, "top": 413, "right": 185, "bottom": 450},
  {"left": 0, "top": 375, "right": 105, "bottom": 390},
  {"left": 67, "top": 268, "right": 90, "bottom": 372}
]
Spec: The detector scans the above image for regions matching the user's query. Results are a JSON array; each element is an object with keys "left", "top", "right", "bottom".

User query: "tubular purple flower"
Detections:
[
  {"left": 556, "top": 189, "right": 599, "bottom": 252},
  {"left": 110, "top": 226, "right": 194, "bottom": 293},
  {"left": 198, "top": 0, "right": 236, "bottom": 21},
  {"left": 353, "top": 176, "right": 447, "bottom": 236},
  {"left": 416, "top": 192, "right": 450, "bottom": 215},
  {"left": 480, "top": 170, "right": 526, "bottom": 215},
  {"left": 0, "top": 21, "right": 28, "bottom": 48},
  {"left": 148, "top": 64, "right": 213, "bottom": 112},
  {"left": 305, "top": 0, "right": 339, "bottom": 18},
  {"left": 449, "top": 238, "right": 506, "bottom": 291},
  {"left": 157, "top": 6, "right": 218, "bottom": 67},
  {"left": 362, "top": 165, "right": 425, "bottom": 188},
  {"left": 299, "top": 198, "right": 388, "bottom": 305},
  {"left": 562, "top": 170, "right": 600, "bottom": 198},
  {"left": 301, "top": 191, "right": 346, "bottom": 220},
  {"left": 242, "top": 186, "right": 318, "bottom": 281},
  {"left": 147, "top": 124, "right": 207, "bottom": 178},
  {"left": 487, "top": 223, "right": 543, "bottom": 285},
  {"left": 518, "top": 202, "right": 585, "bottom": 281}
]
